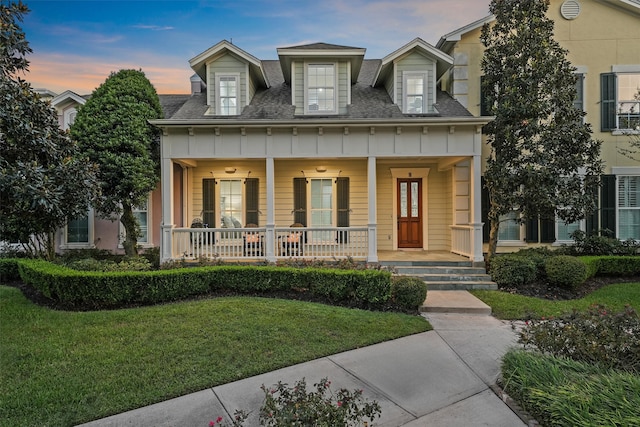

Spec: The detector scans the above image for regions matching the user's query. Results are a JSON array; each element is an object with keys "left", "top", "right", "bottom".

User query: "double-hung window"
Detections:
[
  {"left": 215, "top": 74, "right": 239, "bottom": 116},
  {"left": 498, "top": 211, "right": 522, "bottom": 243},
  {"left": 64, "top": 209, "right": 94, "bottom": 248},
  {"left": 601, "top": 70, "right": 640, "bottom": 131},
  {"left": 133, "top": 201, "right": 149, "bottom": 244},
  {"left": 618, "top": 175, "right": 640, "bottom": 240},
  {"left": 310, "top": 179, "right": 333, "bottom": 241},
  {"left": 306, "top": 64, "right": 336, "bottom": 114},
  {"left": 403, "top": 72, "right": 427, "bottom": 113},
  {"left": 219, "top": 179, "right": 243, "bottom": 228}
]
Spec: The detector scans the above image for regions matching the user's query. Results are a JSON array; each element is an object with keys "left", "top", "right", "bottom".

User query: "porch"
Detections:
[{"left": 167, "top": 225, "right": 480, "bottom": 263}]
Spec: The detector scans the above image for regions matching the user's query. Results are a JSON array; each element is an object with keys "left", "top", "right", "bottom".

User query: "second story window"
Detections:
[
  {"left": 216, "top": 74, "right": 239, "bottom": 116},
  {"left": 307, "top": 64, "right": 335, "bottom": 114},
  {"left": 404, "top": 73, "right": 426, "bottom": 113}
]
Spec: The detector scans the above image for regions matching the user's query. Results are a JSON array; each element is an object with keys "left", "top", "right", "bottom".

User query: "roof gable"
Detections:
[
  {"left": 189, "top": 40, "right": 269, "bottom": 88},
  {"left": 373, "top": 37, "right": 453, "bottom": 86},
  {"left": 51, "top": 90, "right": 86, "bottom": 108},
  {"left": 276, "top": 42, "right": 366, "bottom": 84}
]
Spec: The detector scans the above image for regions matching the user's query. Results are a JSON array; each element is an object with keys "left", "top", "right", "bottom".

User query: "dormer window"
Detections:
[
  {"left": 215, "top": 73, "right": 239, "bottom": 115},
  {"left": 403, "top": 72, "right": 427, "bottom": 113},
  {"left": 306, "top": 63, "right": 336, "bottom": 114}
]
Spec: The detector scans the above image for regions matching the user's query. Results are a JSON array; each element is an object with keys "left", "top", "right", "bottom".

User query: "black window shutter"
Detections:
[
  {"left": 600, "top": 73, "right": 616, "bottom": 131},
  {"left": 336, "top": 177, "right": 349, "bottom": 243},
  {"left": 540, "top": 219, "right": 556, "bottom": 243},
  {"left": 601, "top": 174, "right": 616, "bottom": 236},
  {"left": 525, "top": 217, "right": 539, "bottom": 243},
  {"left": 202, "top": 179, "right": 215, "bottom": 228},
  {"left": 481, "top": 176, "right": 490, "bottom": 242},
  {"left": 293, "top": 178, "right": 307, "bottom": 226},
  {"left": 245, "top": 178, "right": 259, "bottom": 226}
]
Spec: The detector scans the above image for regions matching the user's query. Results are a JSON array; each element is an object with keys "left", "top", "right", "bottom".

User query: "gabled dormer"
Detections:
[
  {"left": 276, "top": 43, "right": 366, "bottom": 116},
  {"left": 373, "top": 38, "right": 453, "bottom": 115},
  {"left": 51, "top": 90, "right": 86, "bottom": 130},
  {"left": 189, "top": 40, "right": 270, "bottom": 116}
]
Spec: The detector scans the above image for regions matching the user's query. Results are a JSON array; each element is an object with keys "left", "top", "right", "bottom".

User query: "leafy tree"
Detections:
[
  {"left": 71, "top": 69, "right": 163, "bottom": 256},
  {"left": 618, "top": 89, "right": 640, "bottom": 161},
  {"left": 481, "top": 0, "right": 602, "bottom": 260},
  {"left": 0, "top": 0, "right": 98, "bottom": 259}
]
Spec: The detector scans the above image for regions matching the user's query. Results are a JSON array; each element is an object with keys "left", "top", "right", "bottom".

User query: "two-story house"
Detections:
[
  {"left": 151, "top": 38, "right": 491, "bottom": 264},
  {"left": 437, "top": 0, "right": 640, "bottom": 251}
]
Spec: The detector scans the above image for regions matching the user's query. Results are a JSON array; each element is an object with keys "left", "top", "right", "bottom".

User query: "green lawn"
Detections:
[
  {"left": 471, "top": 282, "right": 640, "bottom": 319},
  {"left": 0, "top": 286, "right": 430, "bottom": 427}
]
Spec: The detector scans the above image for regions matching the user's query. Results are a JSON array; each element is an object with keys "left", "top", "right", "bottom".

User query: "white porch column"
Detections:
[
  {"left": 160, "top": 158, "right": 174, "bottom": 263},
  {"left": 367, "top": 156, "right": 378, "bottom": 263},
  {"left": 470, "top": 154, "right": 484, "bottom": 264},
  {"left": 265, "top": 157, "right": 276, "bottom": 262}
]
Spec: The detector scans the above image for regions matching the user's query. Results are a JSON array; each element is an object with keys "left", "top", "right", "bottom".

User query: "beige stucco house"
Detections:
[
  {"left": 437, "top": 0, "right": 640, "bottom": 250},
  {"left": 151, "top": 39, "right": 491, "bottom": 263}
]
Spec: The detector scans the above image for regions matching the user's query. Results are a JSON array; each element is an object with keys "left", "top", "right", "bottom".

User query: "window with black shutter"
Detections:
[
  {"left": 245, "top": 178, "right": 259, "bottom": 226},
  {"left": 202, "top": 179, "right": 215, "bottom": 228},
  {"left": 601, "top": 174, "right": 616, "bottom": 236},
  {"left": 601, "top": 73, "right": 616, "bottom": 131},
  {"left": 336, "top": 177, "right": 349, "bottom": 242},
  {"left": 293, "top": 177, "right": 307, "bottom": 226}
]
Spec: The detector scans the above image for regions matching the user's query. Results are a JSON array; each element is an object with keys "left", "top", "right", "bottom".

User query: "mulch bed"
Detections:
[{"left": 499, "top": 275, "right": 640, "bottom": 300}]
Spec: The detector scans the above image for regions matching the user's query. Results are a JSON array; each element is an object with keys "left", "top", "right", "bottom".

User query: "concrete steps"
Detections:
[
  {"left": 421, "top": 290, "right": 492, "bottom": 315},
  {"left": 382, "top": 261, "right": 498, "bottom": 291}
]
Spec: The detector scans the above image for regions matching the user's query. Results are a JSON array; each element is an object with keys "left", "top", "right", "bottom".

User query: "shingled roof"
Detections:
[{"left": 166, "top": 59, "right": 472, "bottom": 121}]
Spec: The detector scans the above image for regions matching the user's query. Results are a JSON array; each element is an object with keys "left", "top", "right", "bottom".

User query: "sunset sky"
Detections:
[{"left": 21, "top": 0, "right": 490, "bottom": 95}]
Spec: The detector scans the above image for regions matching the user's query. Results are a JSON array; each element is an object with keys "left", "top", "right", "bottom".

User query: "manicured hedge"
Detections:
[
  {"left": 0, "top": 258, "right": 21, "bottom": 283},
  {"left": 545, "top": 255, "right": 588, "bottom": 289},
  {"left": 590, "top": 256, "right": 640, "bottom": 276},
  {"left": 390, "top": 276, "right": 427, "bottom": 312},
  {"left": 15, "top": 259, "right": 396, "bottom": 311}
]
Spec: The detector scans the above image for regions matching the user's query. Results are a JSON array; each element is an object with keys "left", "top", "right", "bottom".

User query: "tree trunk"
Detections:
[
  {"left": 121, "top": 203, "right": 139, "bottom": 257},
  {"left": 487, "top": 216, "right": 500, "bottom": 264}
]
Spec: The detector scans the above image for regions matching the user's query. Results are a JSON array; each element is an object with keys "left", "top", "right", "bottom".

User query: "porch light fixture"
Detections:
[
  {"left": 315, "top": 166, "right": 327, "bottom": 173},
  {"left": 224, "top": 167, "right": 237, "bottom": 174}
]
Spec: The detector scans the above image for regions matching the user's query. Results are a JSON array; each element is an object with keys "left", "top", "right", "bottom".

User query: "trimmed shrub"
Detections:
[
  {"left": 577, "top": 256, "right": 601, "bottom": 279},
  {"left": 519, "top": 305, "right": 640, "bottom": 373},
  {"left": 489, "top": 255, "right": 537, "bottom": 287},
  {"left": 563, "top": 230, "right": 640, "bottom": 256},
  {"left": 596, "top": 256, "right": 640, "bottom": 276},
  {"left": 0, "top": 258, "right": 21, "bottom": 283},
  {"left": 544, "top": 255, "right": 587, "bottom": 289},
  {"left": 390, "top": 276, "right": 427, "bottom": 312},
  {"left": 511, "top": 247, "right": 556, "bottom": 277}
]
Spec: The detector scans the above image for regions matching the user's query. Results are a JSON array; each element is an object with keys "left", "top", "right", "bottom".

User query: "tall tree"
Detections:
[
  {"left": 0, "top": 0, "right": 98, "bottom": 259},
  {"left": 481, "top": 0, "right": 602, "bottom": 260},
  {"left": 71, "top": 69, "right": 163, "bottom": 256}
]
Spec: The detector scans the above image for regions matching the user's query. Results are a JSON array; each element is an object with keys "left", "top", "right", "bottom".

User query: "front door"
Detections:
[{"left": 397, "top": 179, "right": 423, "bottom": 248}]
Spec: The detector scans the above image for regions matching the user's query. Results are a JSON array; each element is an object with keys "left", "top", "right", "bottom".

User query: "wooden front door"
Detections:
[{"left": 397, "top": 179, "right": 423, "bottom": 248}]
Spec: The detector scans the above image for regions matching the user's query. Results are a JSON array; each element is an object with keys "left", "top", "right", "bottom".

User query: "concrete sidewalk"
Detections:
[{"left": 79, "top": 297, "right": 525, "bottom": 427}]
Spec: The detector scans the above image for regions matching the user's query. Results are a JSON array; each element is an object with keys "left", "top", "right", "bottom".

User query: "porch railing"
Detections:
[
  {"left": 450, "top": 225, "right": 473, "bottom": 258},
  {"left": 171, "top": 226, "right": 368, "bottom": 260}
]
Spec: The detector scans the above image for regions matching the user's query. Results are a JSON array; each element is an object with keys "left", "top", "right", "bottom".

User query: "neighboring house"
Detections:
[
  {"left": 48, "top": 90, "right": 190, "bottom": 254},
  {"left": 437, "top": 0, "right": 640, "bottom": 250},
  {"left": 151, "top": 39, "right": 491, "bottom": 263}
]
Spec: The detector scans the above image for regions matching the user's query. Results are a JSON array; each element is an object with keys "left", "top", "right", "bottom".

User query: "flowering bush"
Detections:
[
  {"left": 519, "top": 304, "right": 640, "bottom": 372},
  {"left": 259, "top": 377, "right": 381, "bottom": 426},
  {"left": 209, "top": 377, "right": 381, "bottom": 426}
]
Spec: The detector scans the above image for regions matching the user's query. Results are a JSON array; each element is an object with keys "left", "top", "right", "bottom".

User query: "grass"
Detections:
[
  {"left": 0, "top": 286, "right": 430, "bottom": 427},
  {"left": 470, "top": 282, "right": 640, "bottom": 319}
]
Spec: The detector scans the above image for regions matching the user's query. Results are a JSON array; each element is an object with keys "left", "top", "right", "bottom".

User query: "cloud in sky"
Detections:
[{"left": 22, "top": 0, "right": 490, "bottom": 95}]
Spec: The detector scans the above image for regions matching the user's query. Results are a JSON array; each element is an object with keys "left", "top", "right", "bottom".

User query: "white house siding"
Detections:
[{"left": 207, "top": 53, "right": 247, "bottom": 115}]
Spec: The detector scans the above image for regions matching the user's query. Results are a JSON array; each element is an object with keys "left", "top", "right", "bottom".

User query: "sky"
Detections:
[{"left": 20, "top": 0, "right": 491, "bottom": 95}]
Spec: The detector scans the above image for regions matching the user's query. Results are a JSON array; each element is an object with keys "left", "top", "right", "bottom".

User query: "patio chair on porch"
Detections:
[
  {"left": 281, "top": 223, "right": 305, "bottom": 256},
  {"left": 243, "top": 223, "right": 263, "bottom": 256}
]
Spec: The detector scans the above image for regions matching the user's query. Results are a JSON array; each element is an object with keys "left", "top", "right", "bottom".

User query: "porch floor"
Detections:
[{"left": 377, "top": 250, "right": 470, "bottom": 263}]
